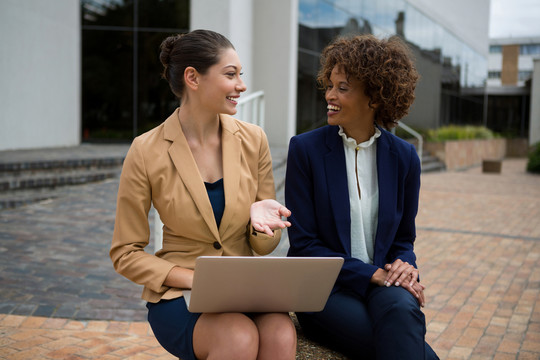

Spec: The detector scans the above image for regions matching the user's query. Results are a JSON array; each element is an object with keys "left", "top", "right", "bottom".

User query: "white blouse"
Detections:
[{"left": 338, "top": 126, "right": 381, "bottom": 264}]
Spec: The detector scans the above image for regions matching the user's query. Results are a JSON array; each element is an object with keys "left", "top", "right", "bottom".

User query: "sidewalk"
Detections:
[{"left": 1, "top": 154, "right": 539, "bottom": 359}]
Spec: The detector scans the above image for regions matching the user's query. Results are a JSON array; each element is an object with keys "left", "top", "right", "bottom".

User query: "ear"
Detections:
[{"left": 184, "top": 67, "right": 199, "bottom": 90}]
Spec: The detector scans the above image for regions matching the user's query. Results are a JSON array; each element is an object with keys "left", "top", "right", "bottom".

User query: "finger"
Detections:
[
  {"left": 252, "top": 222, "right": 264, "bottom": 232},
  {"left": 384, "top": 260, "right": 402, "bottom": 286},
  {"left": 278, "top": 206, "right": 292, "bottom": 217},
  {"left": 409, "top": 282, "right": 425, "bottom": 306},
  {"left": 408, "top": 269, "right": 420, "bottom": 287},
  {"left": 386, "top": 261, "right": 409, "bottom": 286},
  {"left": 417, "top": 287, "right": 426, "bottom": 307},
  {"left": 394, "top": 265, "right": 415, "bottom": 287},
  {"left": 262, "top": 225, "right": 274, "bottom": 237},
  {"left": 402, "top": 281, "right": 420, "bottom": 300}
]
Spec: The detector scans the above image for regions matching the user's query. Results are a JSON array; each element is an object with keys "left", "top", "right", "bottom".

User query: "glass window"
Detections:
[
  {"left": 138, "top": 0, "right": 189, "bottom": 29},
  {"left": 82, "top": 0, "right": 134, "bottom": 27},
  {"left": 296, "top": 0, "right": 488, "bottom": 134},
  {"left": 81, "top": 0, "right": 189, "bottom": 141},
  {"left": 489, "top": 45, "right": 502, "bottom": 53},
  {"left": 518, "top": 71, "right": 532, "bottom": 81},
  {"left": 82, "top": 30, "right": 133, "bottom": 140},
  {"left": 520, "top": 44, "right": 540, "bottom": 55}
]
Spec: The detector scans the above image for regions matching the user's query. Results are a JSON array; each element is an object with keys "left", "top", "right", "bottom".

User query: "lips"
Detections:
[{"left": 226, "top": 96, "right": 239, "bottom": 104}]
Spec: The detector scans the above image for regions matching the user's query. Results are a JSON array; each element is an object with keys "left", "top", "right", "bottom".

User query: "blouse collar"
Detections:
[{"left": 338, "top": 125, "right": 381, "bottom": 149}]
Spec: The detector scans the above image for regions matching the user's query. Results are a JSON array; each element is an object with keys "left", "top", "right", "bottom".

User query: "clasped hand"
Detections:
[
  {"left": 375, "top": 259, "right": 426, "bottom": 307},
  {"left": 250, "top": 199, "right": 292, "bottom": 236}
]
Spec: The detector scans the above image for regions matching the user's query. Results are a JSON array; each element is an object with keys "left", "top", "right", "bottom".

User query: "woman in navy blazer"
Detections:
[{"left": 286, "top": 35, "right": 438, "bottom": 359}]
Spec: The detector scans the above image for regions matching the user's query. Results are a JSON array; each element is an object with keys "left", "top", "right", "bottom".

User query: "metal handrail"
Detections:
[
  {"left": 394, "top": 122, "right": 423, "bottom": 166},
  {"left": 236, "top": 90, "right": 265, "bottom": 129}
]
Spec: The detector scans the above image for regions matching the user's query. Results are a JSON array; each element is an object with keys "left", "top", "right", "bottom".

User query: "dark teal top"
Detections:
[{"left": 205, "top": 178, "right": 225, "bottom": 229}]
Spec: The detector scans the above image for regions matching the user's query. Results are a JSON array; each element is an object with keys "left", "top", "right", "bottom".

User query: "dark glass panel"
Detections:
[
  {"left": 138, "top": 0, "right": 189, "bottom": 29},
  {"left": 487, "top": 95, "right": 530, "bottom": 137},
  {"left": 82, "top": 0, "right": 134, "bottom": 27},
  {"left": 137, "top": 32, "right": 179, "bottom": 135},
  {"left": 82, "top": 30, "right": 133, "bottom": 141}
]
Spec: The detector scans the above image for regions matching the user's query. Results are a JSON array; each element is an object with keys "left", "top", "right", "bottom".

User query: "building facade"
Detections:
[
  {"left": 488, "top": 37, "right": 540, "bottom": 145},
  {"left": 1, "top": 0, "right": 491, "bottom": 151}
]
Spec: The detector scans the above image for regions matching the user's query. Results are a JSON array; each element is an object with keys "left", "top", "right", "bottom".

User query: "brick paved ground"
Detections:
[
  {"left": 1, "top": 155, "right": 539, "bottom": 359},
  {"left": 417, "top": 159, "right": 540, "bottom": 360}
]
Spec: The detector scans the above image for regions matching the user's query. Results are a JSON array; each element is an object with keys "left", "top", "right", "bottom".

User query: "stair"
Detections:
[
  {"left": 421, "top": 152, "right": 446, "bottom": 173},
  {"left": 0, "top": 152, "right": 126, "bottom": 210}
]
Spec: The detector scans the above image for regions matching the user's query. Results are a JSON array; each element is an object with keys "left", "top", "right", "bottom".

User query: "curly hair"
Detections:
[{"left": 317, "top": 34, "right": 419, "bottom": 129}]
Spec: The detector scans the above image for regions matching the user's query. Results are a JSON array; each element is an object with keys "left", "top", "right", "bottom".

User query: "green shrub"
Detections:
[
  {"left": 427, "top": 125, "right": 497, "bottom": 142},
  {"left": 527, "top": 142, "right": 540, "bottom": 174}
]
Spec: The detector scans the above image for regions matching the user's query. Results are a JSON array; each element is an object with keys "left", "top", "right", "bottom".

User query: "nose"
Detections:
[
  {"left": 236, "top": 77, "right": 247, "bottom": 92},
  {"left": 325, "top": 87, "right": 335, "bottom": 102}
]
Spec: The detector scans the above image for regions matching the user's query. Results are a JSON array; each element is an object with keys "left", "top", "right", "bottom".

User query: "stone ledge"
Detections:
[{"left": 291, "top": 313, "right": 350, "bottom": 360}]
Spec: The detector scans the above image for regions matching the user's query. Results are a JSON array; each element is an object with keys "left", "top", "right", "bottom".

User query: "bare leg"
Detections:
[
  {"left": 193, "top": 313, "right": 259, "bottom": 360},
  {"left": 252, "top": 313, "right": 297, "bottom": 360}
]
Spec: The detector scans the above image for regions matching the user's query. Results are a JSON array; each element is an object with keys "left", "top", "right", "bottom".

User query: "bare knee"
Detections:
[
  {"left": 253, "top": 313, "right": 297, "bottom": 360},
  {"left": 194, "top": 313, "right": 259, "bottom": 360}
]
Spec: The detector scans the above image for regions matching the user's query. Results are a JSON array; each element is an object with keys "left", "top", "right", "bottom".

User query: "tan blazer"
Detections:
[{"left": 110, "top": 109, "right": 281, "bottom": 303}]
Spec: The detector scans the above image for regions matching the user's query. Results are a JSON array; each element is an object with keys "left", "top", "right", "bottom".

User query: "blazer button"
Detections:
[{"left": 213, "top": 241, "right": 222, "bottom": 250}]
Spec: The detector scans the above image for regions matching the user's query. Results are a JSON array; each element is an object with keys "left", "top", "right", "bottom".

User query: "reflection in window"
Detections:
[
  {"left": 520, "top": 44, "right": 540, "bottom": 55},
  {"left": 519, "top": 71, "right": 532, "bottom": 81},
  {"left": 296, "top": 0, "right": 488, "bottom": 134},
  {"left": 81, "top": 0, "right": 189, "bottom": 141},
  {"left": 490, "top": 45, "right": 502, "bottom": 53}
]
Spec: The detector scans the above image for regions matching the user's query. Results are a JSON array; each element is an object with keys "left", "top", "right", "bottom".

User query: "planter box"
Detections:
[
  {"left": 425, "top": 139, "right": 506, "bottom": 171},
  {"left": 482, "top": 159, "right": 502, "bottom": 173}
]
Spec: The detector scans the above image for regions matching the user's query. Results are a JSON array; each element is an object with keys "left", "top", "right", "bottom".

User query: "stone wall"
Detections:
[{"left": 425, "top": 139, "right": 507, "bottom": 171}]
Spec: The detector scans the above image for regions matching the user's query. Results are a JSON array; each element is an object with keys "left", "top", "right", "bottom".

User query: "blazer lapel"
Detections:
[
  {"left": 373, "top": 129, "right": 398, "bottom": 265},
  {"left": 324, "top": 127, "right": 352, "bottom": 254},
  {"left": 217, "top": 114, "right": 241, "bottom": 237},
  {"left": 164, "top": 110, "right": 220, "bottom": 241}
]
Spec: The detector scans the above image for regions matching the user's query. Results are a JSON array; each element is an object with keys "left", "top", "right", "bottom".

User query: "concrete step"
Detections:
[
  {"left": 421, "top": 152, "right": 445, "bottom": 173},
  {"left": 0, "top": 157, "right": 124, "bottom": 175},
  {"left": 0, "top": 168, "right": 121, "bottom": 192}
]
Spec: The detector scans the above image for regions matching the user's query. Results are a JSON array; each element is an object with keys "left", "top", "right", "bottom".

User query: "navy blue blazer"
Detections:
[{"left": 285, "top": 125, "right": 421, "bottom": 298}]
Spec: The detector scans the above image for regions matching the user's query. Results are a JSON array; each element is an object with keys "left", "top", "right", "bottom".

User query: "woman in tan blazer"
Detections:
[{"left": 110, "top": 30, "right": 296, "bottom": 360}]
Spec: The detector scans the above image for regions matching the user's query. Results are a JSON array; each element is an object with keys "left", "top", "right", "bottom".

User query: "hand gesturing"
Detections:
[{"left": 250, "top": 199, "right": 292, "bottom": 236}]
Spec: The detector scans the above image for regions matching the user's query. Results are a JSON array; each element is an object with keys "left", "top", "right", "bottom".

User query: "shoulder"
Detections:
[
  {"left": 379, "top": 127, "right": 417, "bottom": 154},
  {"left": 290, "top": 125, "right": 337, "bottom": 148},
  {"left": 378, "top": 127, "right": 420, "bottom": 172},
  {"left": 127, "top": 123, "right": 167, "bottom": 160},
  {"left": 221, "top": 114, "right": 266, "bottom": 141}
]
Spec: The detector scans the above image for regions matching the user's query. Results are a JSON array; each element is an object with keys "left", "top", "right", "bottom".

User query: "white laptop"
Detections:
[{"left": 183, "top": 256, "right": 344, "bottom": 313}]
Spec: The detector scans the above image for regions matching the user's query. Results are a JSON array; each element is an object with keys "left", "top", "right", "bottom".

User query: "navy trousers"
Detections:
[{"left": 296, "top": 286, "right": 439, "bottom": 359}]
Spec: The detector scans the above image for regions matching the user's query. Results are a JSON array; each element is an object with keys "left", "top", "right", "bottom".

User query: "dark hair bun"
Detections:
[{"left": 159, "top": 34, "right": 182, "bottom": 80}]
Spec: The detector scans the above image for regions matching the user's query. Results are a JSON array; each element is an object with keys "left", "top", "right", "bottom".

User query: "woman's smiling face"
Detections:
[
  {"left": 325, "top": 66, "right": 375, "bottom": 135},
  {"left": 197, "top": 47, "right": 247, "bottom": 115}
]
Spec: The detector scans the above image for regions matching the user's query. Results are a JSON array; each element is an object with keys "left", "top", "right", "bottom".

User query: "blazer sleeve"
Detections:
[
  {"left": 110, "top": 138, "right": 177, "bottom": 294},
  {"left": 285, "top": 135, "right": 379, "bottom": 298},
  {"left": 247, "top": 127, "right": 281, "bottom": 255},
  {"left": 386, "top": 143, "right": 420, "bottom": 266}
]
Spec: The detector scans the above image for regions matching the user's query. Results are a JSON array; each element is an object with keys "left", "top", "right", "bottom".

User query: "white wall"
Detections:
[
  {"left": 253, "top": 0, "right": 298, "bottom": 147},
  {"left": 190, "top": 0, "right": 254, "bottom": 103},
  {"left": 190, "top": 0, "right": 298, "bottom": 147},
  {"left": 0, "top": 0, "right": 80, "bottom": 151},
  {"left": 530, "top": 59, "right": 540, "bottom": 146}
]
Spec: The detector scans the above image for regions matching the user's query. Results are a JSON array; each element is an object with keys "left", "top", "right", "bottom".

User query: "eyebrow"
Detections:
[{"left": 223, "top": 65, "right": 241, "bottom": 71}]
